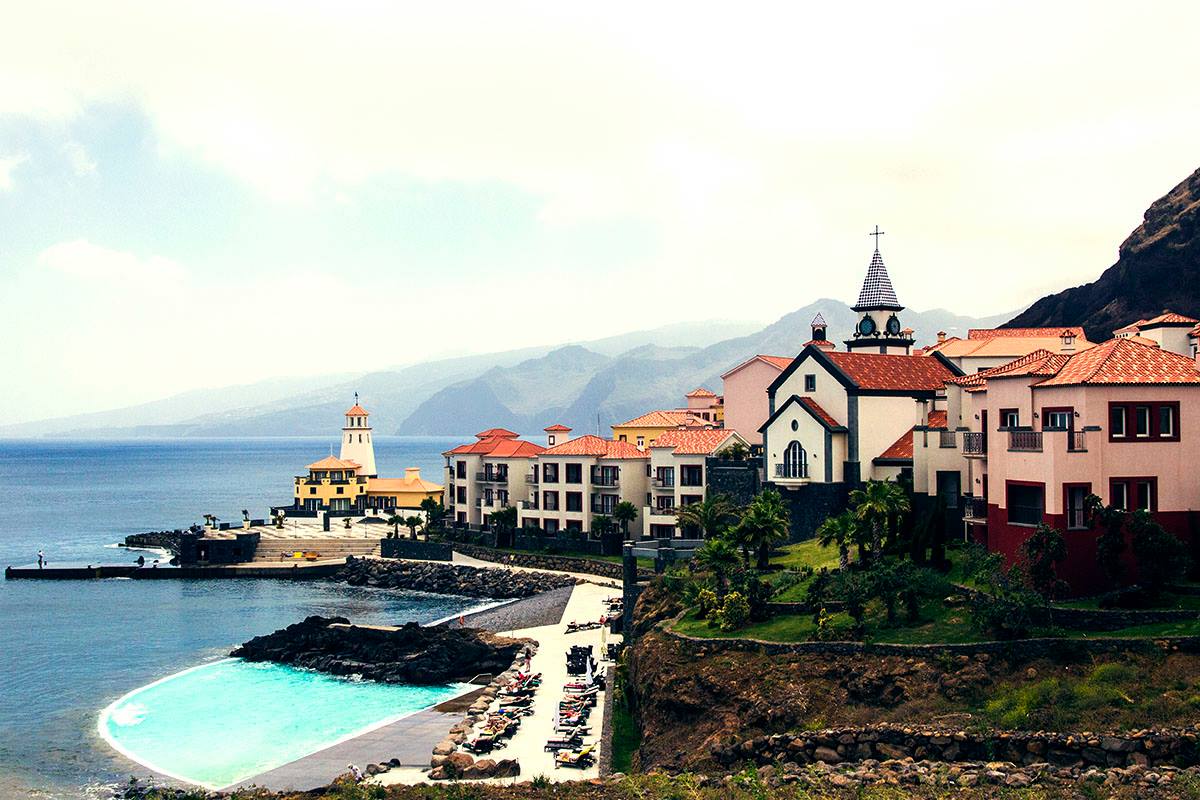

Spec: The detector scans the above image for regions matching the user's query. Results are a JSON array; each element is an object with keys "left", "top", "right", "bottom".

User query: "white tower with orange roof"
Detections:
[{"left": 339, "top": 393, "right": 377, "bottom": 477}]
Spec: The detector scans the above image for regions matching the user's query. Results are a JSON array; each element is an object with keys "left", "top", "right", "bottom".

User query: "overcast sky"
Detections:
[{"left": 1, "top": 2, "right": 1199, "bottom": 424}]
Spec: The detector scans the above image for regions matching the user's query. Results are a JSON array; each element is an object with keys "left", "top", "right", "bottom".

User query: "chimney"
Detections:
[
  {"left": 1060, "top": 329, "right": 1076, "bottom": 353},
  {"left": 404, "top": 466, "right": 421, "bottom": 482},
  {"left": 936, "top": 331, "right": 946, "bottom": 344},
  {"left": 544, "top": 424, "right": 571, "bottom": 447}
]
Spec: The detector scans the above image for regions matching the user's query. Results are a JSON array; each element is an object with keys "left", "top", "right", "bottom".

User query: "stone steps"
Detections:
[{"left": 252, "top": 538, "right": 382, "bottom": 562}]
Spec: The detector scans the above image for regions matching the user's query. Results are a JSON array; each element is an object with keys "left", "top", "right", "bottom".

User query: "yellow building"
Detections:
[
  {"left": 292, "top": 397, "right": 443, "bottom": 515},
  {"left": 611, "top": 409, "right": 709, "bottom": 448},
  {"left": 365, "top": 467, "right": 443, "bottom": 512},
  {"left": 294, "top": 455, "right": 369, "bottom": 512}
]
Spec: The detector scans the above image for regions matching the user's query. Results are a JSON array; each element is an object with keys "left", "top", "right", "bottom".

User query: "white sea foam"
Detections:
[{"left": 108, "top": 702, "right": 147, "bottom": 727}]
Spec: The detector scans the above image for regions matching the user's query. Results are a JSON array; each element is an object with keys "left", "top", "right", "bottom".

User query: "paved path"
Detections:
[{"left": 228, "top": 705, "right": 468, "bottom": 792}]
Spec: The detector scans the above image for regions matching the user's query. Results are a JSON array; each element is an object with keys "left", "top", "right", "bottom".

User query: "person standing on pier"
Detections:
[{"left": 37, "top": 550, "right": 44, "bottom": 569}]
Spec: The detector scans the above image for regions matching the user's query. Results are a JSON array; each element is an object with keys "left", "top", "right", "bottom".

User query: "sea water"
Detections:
[{"left": 0, "top": 436, "right": 471, "bottom": 799}]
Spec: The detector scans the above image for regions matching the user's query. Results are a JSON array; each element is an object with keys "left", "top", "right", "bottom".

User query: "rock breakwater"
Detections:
[
  {"left": 336, "top": 556, "right": 577, "bottom": 598},
  {"left": 231, "top": 615, "right": 531, "bottom": 684}
]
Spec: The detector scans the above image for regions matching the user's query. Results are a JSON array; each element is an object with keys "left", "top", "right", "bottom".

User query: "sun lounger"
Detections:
[
  {"left": 544, "top": 732, "right": 583, "bottom": 751},
  {"left": 555, "top": 744, "right": 596, "bottom": 768}
]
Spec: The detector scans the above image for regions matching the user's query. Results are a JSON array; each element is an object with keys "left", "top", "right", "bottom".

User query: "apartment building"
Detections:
[
  {"left": 921, "top": 326, "right": 1094, "bottom": 373},
  {"left": 517, "top": 433, "right": 648, "bottom": 534},
  {"left": 644, "top": 428, "right": 749, "bottom": 538},
  {"left": 443, "top": 428, "right": 545, "bottom": 527},
  {"left": 913, "top": 337, "right": 1200, "bottom": 594}
]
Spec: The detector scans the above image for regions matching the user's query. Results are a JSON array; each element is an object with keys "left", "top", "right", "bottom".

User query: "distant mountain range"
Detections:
[
  {"left": 4, "top": 306, "right": 1011, "bottom": 439},
  {"left": 1006, "top": 165, "right": 1200, "bottom": 341}
]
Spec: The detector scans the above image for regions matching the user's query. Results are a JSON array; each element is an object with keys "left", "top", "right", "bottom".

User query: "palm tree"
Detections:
[
  {"left": 693, "top": 537, "right": 740, "bottom": 593},
  {"left": 675, "top": 494, "right": 738, "bottom": 539},
  {"left": 404, "top": 516, "right": 423, "bottom": 539},
  {"left": 717, "top": 441, "right": 750, "bottom": 461},
  {"left": 611, "top": 501, "right": 638, "bottom": 538},
  {"left": 815, "top": 512, "right": 857, "bottom": 569},
  {"left": 849, "top": 480, "right": 911, "bottom": 560},
  {"left": 386, "top": 513, "right": 404, "bottom": 539},
  {"left": 733, "top": 489, "right": 790, "bottom": 570},
  {"left": 490, "top": 505, "right": 518, "bottom": 546},
  {"left": 420, "top": 497, "right": 445, "bottom": 531},
  {"left": 591, "top": 515, "right": 615, "bottom": 536}
]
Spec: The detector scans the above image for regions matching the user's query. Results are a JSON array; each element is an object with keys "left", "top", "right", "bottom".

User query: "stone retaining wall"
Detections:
[
  {"left": 662, "top": 612, "right": 1200, "bottom": 660},
  {"left": 714, "top": 723, "right": 1200, "bottom": 769},
  {"left": 598, "top": 665, "right": 617, "bottom": 777},
  {"left": 452, "top": 543, "right": 629, "bottom": 580},
  {"left": 380, "top": 538, "right": 453, "bottom": 561},
  {"left": 951, "top": 584, "right": 1200, "bottom": 632}
]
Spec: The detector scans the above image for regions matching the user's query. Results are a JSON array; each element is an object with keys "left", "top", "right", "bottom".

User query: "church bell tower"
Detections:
[
  {"left": 844, "top": 226, "right": 915, "bottom": 355},
  {"left": 339, "top": 393, "right": 377, "bottom": 477}
]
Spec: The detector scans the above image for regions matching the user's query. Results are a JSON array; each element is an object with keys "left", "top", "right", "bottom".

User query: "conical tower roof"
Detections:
[{"left": 853, "top": 248, "right": 902, "bottom": 311}]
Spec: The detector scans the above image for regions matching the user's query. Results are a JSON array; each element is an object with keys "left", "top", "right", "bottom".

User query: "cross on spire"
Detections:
[
  {"left": 354, "top": 391, "right": 359, "bottom": 405},
  {"left": 868, "top": 225, "right": 885, "bottom": 251}
]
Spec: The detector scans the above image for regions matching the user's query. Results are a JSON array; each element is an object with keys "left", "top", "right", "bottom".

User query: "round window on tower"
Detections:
[
  {"left": 791, "top": 419, "right": 799, "bottom": 432},
  {"left": 886, "top": 314, "right": 901, "bottom": 335},
  {"left": 858, "top": 315, "right": 877, "bottom": 336}
]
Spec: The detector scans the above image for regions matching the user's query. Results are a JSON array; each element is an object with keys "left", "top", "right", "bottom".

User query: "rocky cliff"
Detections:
[
  {"left": 231, "top": 615, "right": 529, "bottom": 684},
  {"left": 1006, "top": 166, "right": 1200, "bottom": 340}
]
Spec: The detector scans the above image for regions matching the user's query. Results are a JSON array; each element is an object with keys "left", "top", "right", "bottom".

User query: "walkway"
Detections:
[{"left": 376, "top": 578, "right": 620, "bottom": 785}]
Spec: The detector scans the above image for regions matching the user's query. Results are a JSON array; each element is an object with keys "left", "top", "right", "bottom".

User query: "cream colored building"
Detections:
[
  {"left": 443, "top": 428, "right": 545, "bottom": 527},
  {"left": 643, "top": 428, "right": 749, "bottom": 538}
]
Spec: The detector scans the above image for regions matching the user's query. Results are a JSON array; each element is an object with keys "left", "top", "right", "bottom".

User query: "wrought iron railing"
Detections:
[
  {"left": 774, "top": 463, "right": 809, "bottom": 479},
  {"left": 1008, "top": 430, "right": 1043, "bottom": 452},
  {"left": 1068, "top": 431, "right": 1087, "bottom": 452},
  {"left": 939, "top": 430, "right": 957, "bottom": 448},
  {"left": 962, "top": 432, "right": 985, "bottom": 455}
]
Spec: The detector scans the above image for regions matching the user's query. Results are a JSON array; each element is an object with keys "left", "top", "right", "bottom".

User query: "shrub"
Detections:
[
  {"left": 1129, "top": 511, "right": 1190, "bottom": 597},
  {"left": 697, "top": 588, "right": 719, "bottom": 619},
  {"left": 717, "top": 591, "right": 751, "bottom": 631},
  {"left": 1020, "top": 522, "right": 1069, "bottom": 600}
]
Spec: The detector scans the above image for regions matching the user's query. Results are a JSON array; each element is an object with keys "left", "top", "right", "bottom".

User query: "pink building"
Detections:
[
  {"left": 721, "top": 354, "right": 792, "bottom": 444},
  {"left": 917, "top": 338, "right": 1200, "bottom": 595}
]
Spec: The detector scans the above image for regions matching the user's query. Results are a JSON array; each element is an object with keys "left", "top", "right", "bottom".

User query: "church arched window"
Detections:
[{"left": 783, "top": 441, "right": 807, "bottom": 479}]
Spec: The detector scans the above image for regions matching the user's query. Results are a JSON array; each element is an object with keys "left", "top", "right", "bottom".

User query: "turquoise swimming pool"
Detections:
[{"left": 99, "top": 659, "right": 469, "bottom": 789}]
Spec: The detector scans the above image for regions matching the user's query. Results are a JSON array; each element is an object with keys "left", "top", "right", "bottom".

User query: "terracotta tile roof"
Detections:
[
  {"left": 367, "top": 475, "right": 443, "bottom": 493},
  {"left": 652, "top": 428, "right": 740, "bottom": 455},
  {"left": 344, "top": 404, "right": 370, "bottom": 416},
  {"left": 543, "top": 424, "right": 572, "bottom": 432},
  {"left": 686, "top": 387, "right": 717, "bottom": 397},
  {"left": 1140, "top": 311, "right": 1199, "bottom": 327},
  {"left": 1035, "top": 337, "right": 1200, "bottom": 386},
  {"left": 1114, "top": 321, "right": 1146, "bottom": 335},
  {"left": 541, "top": 434, "right": 648, "bottom": 459},
  {"left": 614, "top": 409, "right": 708, "bottom": 429},
  {"left": 1126, "top": 335, "right": 1161, "bottom": 347},
  {"left": 445, "top": 437, "right": 545, "bottom": 458},
  {"left": 876, "top": 428, "right": 915, "bottom": 462},
  {"left": 475, "top": 427, "right": 520, "bottom": 439},
  {"left": 947, "top": 349, "right": 1070, "bottom": 387},
  {"left": 1191, "top": 323, "right": 1200, "bottom": 338},
  {"left": 721, "top": 354, "right": 794, "bottom": 378},
  {"left": 926, "top": 409, "right": 948, "bottom": 429},
  {"left": 798, "top": 397, "right": 841, "bottom": 429},
  {"left": 306, "top": 455, "right": 361, "bottom": 471},
  {"left": 823, "top": 351, "right": 956, "bottom": 391},
  {"left": 969, "top": 327, "right": 1085, "bottom": 340}
]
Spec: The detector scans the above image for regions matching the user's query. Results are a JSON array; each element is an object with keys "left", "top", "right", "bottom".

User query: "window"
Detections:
[
  {"left": 542, "top": 463, "right": 559, "bottom": 483},
  {"left": 1135, "top": 405, "right": 1151, "bottom": 437},
  {"left": 1108, "top": 402, "right": 1180, "bottom": 442},
  {"left": 456, "top": 461, "right": 467, "bottom": 479},
  {"left": 935, "top": 471, "right": 960, "bottom": 509},
  {"left": 618, "top": 435, "right": 627, "bottom": 442},
  {"left": 1006, "top": 482, "right": 1044, "bottom": 526},
  {"left": 544, "top": 519, "right": 559, "bottom": 534},
  {"left": 542, "top": 491, "right": 559, "bottom": 511},
  {"left": 456, "top": 486, "right": 466, "bottom": 503},
  {"left": 782, "top": 441, "right": 808, "bottom": 479},
  {"left": 565, "top": 520, "right": 582, "bottom": 532},
  {"left": 336, "top": 487, "right": 344, "bottom": 495},
  {"left": 999, "top": 408, "right": 1020, "bottom": 429},
  {"left": 1111, "top": 478, "right": 1156, "bottom": 511},
  {"left": 680, "top": 465, "right": 703, "bottom": 487},
  {"left": 1043, "top": 408, "right": 1072, "bottom": 430},
  {"left": 1065, "top": 485, "right": 1089, "bottom": 530},
  {"left": 565, "top": 463, "right": 582, "bottom": 484},
  {"left": 804, "top": 374, "right": 816, "bottom": 392},
  {"left": 309, "top": 487, "right": 316, "bottom": 495},
  {"left": 636, "top": 436, "right": 645, "bottom": 448},
  {"left": 566, "top": 492, "right": 582, "bottom": 512}
]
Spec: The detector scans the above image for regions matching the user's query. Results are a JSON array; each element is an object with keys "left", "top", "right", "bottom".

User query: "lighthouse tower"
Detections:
[{"left": 339, "top": 393, "right": 377, "bottom": 477}]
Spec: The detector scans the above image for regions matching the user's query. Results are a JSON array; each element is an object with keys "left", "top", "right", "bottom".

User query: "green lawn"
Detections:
[
  {"left": 770, "top": 539, "right": 841, "bottom": 571},
  {"left": 1056, "top": 592, "right": 1200, "bottom": 611}
]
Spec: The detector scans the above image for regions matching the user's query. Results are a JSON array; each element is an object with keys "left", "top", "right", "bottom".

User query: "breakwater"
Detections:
[{"left": 335, "top": 555, "right": 577, "bottom": 598}]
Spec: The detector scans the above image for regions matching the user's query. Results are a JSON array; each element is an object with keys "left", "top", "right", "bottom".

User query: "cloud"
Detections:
[
  {"left": 62, "top": 140, "right": 96, "bottom": 176},
  {"left": 38, "top": 239, "right": 187, "bottom": 286},
  {"left": 0, "top": 153, "right": 27, "bottom": 190}
]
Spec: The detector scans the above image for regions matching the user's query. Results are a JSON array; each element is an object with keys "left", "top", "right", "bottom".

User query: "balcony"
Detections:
[
  {"left": 476, "top": 471, "right": 509, "bottom": 483},
  {"left": 938, "top": 430, "right": 957, "bottom": 449},
  {"left": 652, "top": 476, "right": 675, "bottom": 490},
  {"left": 526, "top": 472, "right": 538, "bottom": 484},
  {"left": 591, "top": 501, "right": 617, "bottom": 515},
  {"left": 963, "top": 496, "right": 988, "bottom": 524},
  {"left": 1008, "top": 430, "right": 1043, "bottom": 452},
  {"left": 651, "top": 504, "right": 676, "bottom": 517},
  {"left": 591, "top": 472, "right": 619, "bottom": 487},
  {"left": 774, "top": 463, "right": 809, "bottom": 480},
  {"left": 962, "top": 432, "right": 985, "bottom": 456},
  {"left": 519, "top": 499, "right": 538, "bottom": 510},
  {"left": 1068, "top": 431, "right": 1087, "bottom": 452}
]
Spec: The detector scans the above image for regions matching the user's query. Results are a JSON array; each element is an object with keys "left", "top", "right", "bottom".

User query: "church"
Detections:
[{"left": 759, "top": 237, "right": 962, "bottom": 537}]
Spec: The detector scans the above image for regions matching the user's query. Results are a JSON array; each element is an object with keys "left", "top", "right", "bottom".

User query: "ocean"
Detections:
[{"left": 0, "top": 436, "right": 470, "bottom": 799}]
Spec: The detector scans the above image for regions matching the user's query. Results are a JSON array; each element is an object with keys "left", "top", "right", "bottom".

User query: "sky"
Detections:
[{"left": 1, "top": 2, "right": 1199, "bottom": 425}]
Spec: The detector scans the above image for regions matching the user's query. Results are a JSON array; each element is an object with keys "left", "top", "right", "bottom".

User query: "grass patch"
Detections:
[
  {"left": 770, "top": 539, "right": 840, "bottom": 571},
  {"left": 609, "top": 701, "right": 641, "bottom": 773}
]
